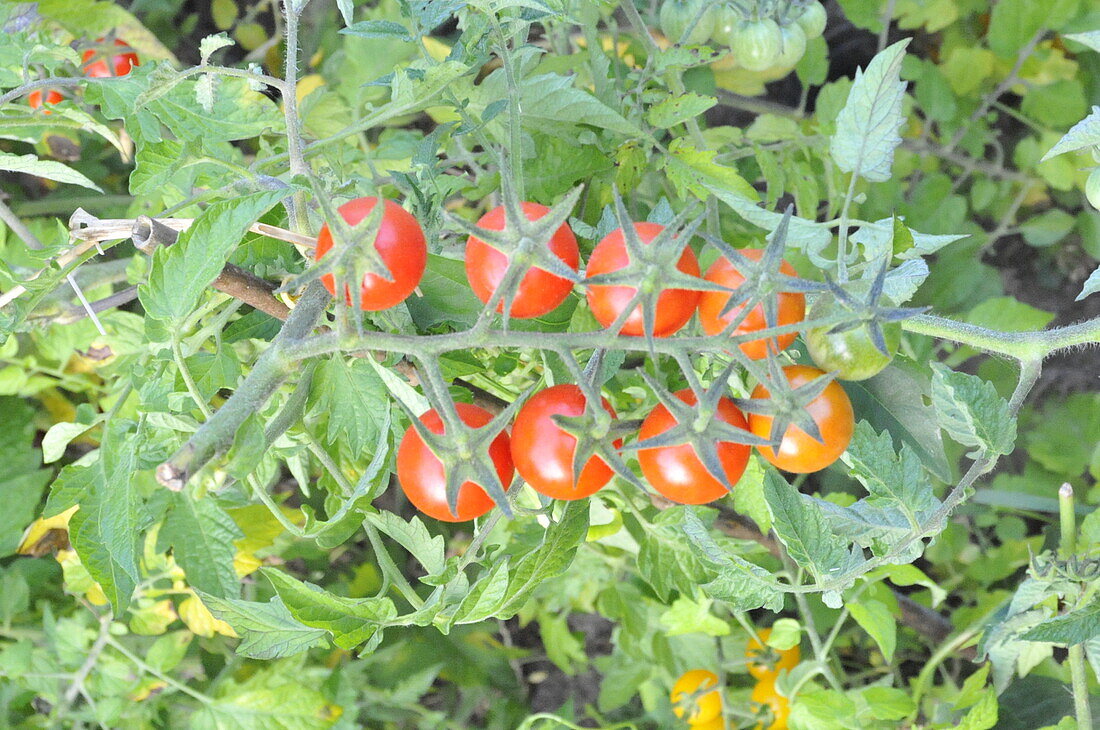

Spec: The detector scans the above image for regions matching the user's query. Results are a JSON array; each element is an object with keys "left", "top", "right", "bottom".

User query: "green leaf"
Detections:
[
  {"left": 306, "top": 356, "right": 388, "bottom": 454},
  {"left": 966, "top": 297, "right": 1056, "bottom": 332},
  {"left": 862, "top": 686, "right": 915, "bottom": 720},
  {"left": 646, "top": 92, "right": 716, "bottom": 128},
  {"left": 1020, "top": 602, "right": 1100, "bottom": 645},
  {"left": 829, "top": 39, "right": 911, "bottom": 182},
  {"left": 842, "top": 422, "right": 939, "bottom": 529},
  {"left": 763, "top": 471, "right": 862, "bottom": 587},
  {"left": 1078, "top": 266, "right": 1100, "bottom": 303},
  {"left": 194, "top": 660, "right": 342, "bottom": 729},
  {"left": 732, "top": 456, "right": 772, "bottom": 533},
  {"left": 198, "top": 593, "right": 328, "bottom": 659},
  {"left": 0, "top": 398, "right": 51, "bottom": 558},
  {"left": 406, "top": 254, "right": 484, "bottom": 329},
  {"left": 263, "top": 568, "right": 397, "bottom": 650},
  {"left": 930, "top": 363, "right": 1017, "bottom": 457},
  {"left": 67, "top": 420, "right": 142, "bottom": 612},
  {"left": 664, "top": 138, "right": 758, "bottom": 202},
  {"left": 139, "top": 190, "right": 287, "bottom": 326},
  {"left": 680, "top": 510, "right": 785, "bottom": 612},
  {"left": 0, "top": 151, "right": 101, "bottom": 191},
  {"left": 364, "top": 512, "right": 446, "bottom": 580},
  {"left": 956, "top": 690, "right": 998, "bottom": 730},
  {"left": 1041, "top": 106, "right": 1100, "bottom": 161},
  {"left": 848, "top": 598, "right": 897, "bottom": 661},
  {"left": 846, "top": 357, "right": 951, "bottom": 481},
  {"left": 495, "top": 500, "right": 590, "bottom": 617},
  {"left": 341, "top": 20, "right": 413, "bottom": 40},
  {"left": 638, "top": 510, "right": 717, "bottom": 602},
  {"left": 986, "top": 0, "right": 1044, "bottom": 58},
  {"left": 161, "top": 493, "right": 243, "bottom": 599},
  {"left": 659, "top": 596, "right": 730, "bottom": 637}
]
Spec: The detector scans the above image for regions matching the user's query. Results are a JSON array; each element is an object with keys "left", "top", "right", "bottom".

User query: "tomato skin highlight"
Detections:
[
  {"left": 396, "top": 403, "right": 513, "bottom": 522},
  {"left": 511, "top": 384, "right": 619, "bottom": 500},
  {"left": 314, "top": 197, "right": 427, "bottom": 311},
  {"left": 585, "top": 222, "right": 701, "bottom": 337},
  {"left": 28, "top": 90, "right": 63, "bottom": 111},
  {"left": 638, "top": 389, "right": 751, "bottom": 505},
  {"left": 751, "top": 679, "right": 790, "bottom": 730},
  {"left": 82, "top": 38, "right": 139, "bottom": 78},
  {"left": 670, "top": 669, "right": 723, "bottom": 724},
  {"left": 697, "top": 249, "right": 805, "bottom": 360},
  {"left": 733, "top": 19, "right": 782, "bottom": 72},
  {"left": 465, "top": 202, "right": 579, "bottom": 319},
  {"left": 746, "top": 628, "right": 801, "bottom": 681},
  {"left": 748, "top": 365, "right": 854, "bottom": 474}
]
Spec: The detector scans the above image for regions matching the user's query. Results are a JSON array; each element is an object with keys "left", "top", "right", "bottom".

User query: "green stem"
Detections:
[
  {"left": 172, "top": 337, "right": 213, "bottom": 420},
  {"left": 1059, "top": 483, "right": 1093, "bottom": 730},
  {"left": 105, "top": 637, "right": 213, "bottom": 704}
]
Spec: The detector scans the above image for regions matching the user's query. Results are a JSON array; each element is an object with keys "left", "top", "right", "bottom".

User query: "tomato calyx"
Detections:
[
  {"left": 315, "top": 199, "right": 394, "bottom": 284},
  {"left": 396, "top": 388, "right": 522, "bottom": 518},
  {"left": 543, "top": 386, "right": 638, "bottom": 492},
  {"left": 455, "top": 190, "right": 583, "bottom": 319},
  {"left": 628, "top": 366, "right": 766, "bottom": 492},
  {"left": 736, "top": 361, "right": 838, "bottom": 449},
  {"left": 816, "top": 260, "right": 925, "bottom": 357}
]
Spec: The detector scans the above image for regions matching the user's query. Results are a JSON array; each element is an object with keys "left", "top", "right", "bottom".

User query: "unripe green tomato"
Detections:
[
  {"left": 733, "top": 18, "right": 782, "bottom": 71},
  {"left": 795, "top": 1, "right": 827, "bottom": 39},
  {"left": 1086, "top": 167, "right": 1100, "bottom": 211},
  {"left": 805, "top": 299, "right": 901, "bottom": 381},
  {"left": 710, "top": 4, "right": 740, "bottom": 46},
  {"left": 771, "top": 22, "right": 806, "bottom": 69},
  {"left": 660, "top": 0, "right": 714, "bottom": 45}
]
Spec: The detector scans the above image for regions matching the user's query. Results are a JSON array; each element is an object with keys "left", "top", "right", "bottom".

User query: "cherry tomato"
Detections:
[
  {"left": 511, "top": 384, "right": 620, "bottom": 501},
  {"left": 396, "top": 403, "right": 513, "bottom": 522},
  {"left": 805, "top": 299, "right": 900, "bottom": 381},
  {"left": 671, "top": 669, "right": 722, "bottom": 724},
  {"left": 659, "top": 0, "right": 715, "bottom": 45},
  {"left": 710, "top": 5, "right": 740, "bottom": 46},
  {"left": 82, "top": 38, "right": 139, "bottom": 78},
  {"left": 732, "top": 19, "right": 782, "bottom": 71},
  {"left": 795, "top": 2, "right": 828, "bottom": 40},
  {"left": 751, "top": 680, "right": 790, "bottom": 730},
  {"left": 690, "top": 716, "right": 727, "bottom": 730},
  {"left": 28, "top": 90, "right": 63, "bottom": 111},
  {"left": 1086, "top": 167, "right": 1100, "bottom": 212},
  {"left": 638, "top": 389, "right": 751, "bottom": 505},
  {"left": 770, "top": 23, "right": 806, "bottom": 70},
  {"left": 314, "top": 197, "right": 427, "bottom": 311},
  {"left": 697, "top": 250, "right": 805, "bottom": 360},
  {"left": 746, "top": 628, "right": 801, "bottom": 681},
  {"left": 585, "top": 222, "right": 701, "bottom": 337},
  {"left": 465, "top": 202, "right": 579, "bottom": 319},
  {"left": 748, "top": 365, "right": 854, "bottom": 474}
]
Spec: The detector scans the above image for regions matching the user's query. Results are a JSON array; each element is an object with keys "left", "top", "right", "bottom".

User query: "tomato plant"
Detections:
[
  {"left": 396, "top": 403, "right": 513, "bottom": 522},
  {"left": 465, "top": 201, "right": 579, "bottom": 319},
  {"left": 637, "top": 388, "right": 751, "bottom": 505},
  {"left": 585, "top": 222, "right": 701, "bottom": 337},
  {"left": 750, "top": 680, "right": 790, "bottom": 730},
  {"left": 697, "top": 249, "right": 806, "bottom": 360},
  {"left": 748, "top": 365, "right": 855, "bottom": 473},
  {"left": 313, "top": 196, "right": 427, "bottom": 311},
  {"left": 510, "top": 384, "right": 619, "bottom": 500},
  {"left": 670, "top": 669, "right": 723, "bottom": 724},
  {"left": 28, "top": 89, "right": 63, "bottom": 110}
]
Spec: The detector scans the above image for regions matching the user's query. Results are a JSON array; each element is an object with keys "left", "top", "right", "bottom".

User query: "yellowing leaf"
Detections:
[
  {"left": 129, "top": 599, "right": 178, "bottom": 636},
  {"left": 179, "top": 594, "right": 238, "bottom": 638},
  {"left": 18, "top": 505, "right": 79, "bottom": 555},
  {"left": 130, "top": 680, "right": 168, "bottom": 702}
]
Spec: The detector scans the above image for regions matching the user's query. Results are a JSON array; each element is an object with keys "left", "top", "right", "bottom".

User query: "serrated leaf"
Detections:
[
  {"left": 364, "top": 512, "right": 446, "bottom": 579},
  {"left": 830, "top": 40, "right": 911, "bottom": 182},
  {"left": 1077, "top": 265, "right": 1100, "bottom": 302},
  {"left": 199, "top": 593, "right": 328, "bottom": 659},
  {"left": 1020, "top": 602, "right": 1100, "bottom": 645},
  {"left": 0, "top": 398, "right": 51, "bottom": 558},
  {"left": 341, "top": 20, "right": 413, "bottom": 40},
  {"left": 680, "top": 509, "right": 785, "bottom": 612},
  {"left": 306, "top": 357, "right": 388, "bottom": 454},
  {"left": 139, "top": 190, "right": 286, "bottom": 326},
  {"left": 263, "top": 569, "right": 397, "bottom": 650},
  {"left": 0, "top": 151, "right": 101, "bottom": 191},
  {"left": 1041, "top": 106, "right": 1100, "bottom": 161},
  {"left": 843, "top": 422, "right": 939, "bottom": 527},
  {"left": 763, "top": 471, "right": 863, "bottom": 585},
  {"left": 495, "top": 500, "right": 589, "bottom": 617},
  {"left": 161, "top": 493, "right": 242, "bottom": 599},
  {"left": 848, "top": 598, "right": 897, "bottom": 661},
  {"left": 930, "top": 363, "right": 1017, "bottom": 457},
  {"left": 665, "top": 138, "right": 758, "bottom": 201},
  {"left": 646, "top": 92, "right": 716, "bottom": 128}
]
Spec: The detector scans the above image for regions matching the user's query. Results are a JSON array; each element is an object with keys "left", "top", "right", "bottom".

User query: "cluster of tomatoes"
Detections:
[
  {"left": 672, "top": 629, "right": 799, "bottom": 729},
  {"left": 313, "top": 197, "right": 888, "bottom": 522},
  {"left": 659, "top": 0, "right": 826, "bottom": 79},
  {"left": 26, "top": 37, "right": 140, "bottom": 111}
]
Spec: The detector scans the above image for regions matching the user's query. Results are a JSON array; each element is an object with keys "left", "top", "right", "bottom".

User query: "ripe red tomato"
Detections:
[
  {"left": 746, "top": 628, "right": 801, "bottom": 681},
  {"left": 748, "top": 365, "right": 854, "bottom": 473},
  {"left": 638, "top": 389, "right": 751, "bottom": 505},
  {"left": 314, "top": 197, "right": 427, "bottom": 311},
  {"left": 511, "top": 384, "right": 620, "bottom": 500},
  {"left": 396, "top": 403, "right": 513, "bottom": 522},
  {"left": 465, "top": 202, "right": 579, "bottom": 319},
  {"left": 698, "top": 249, "right": 805, "bottom": 360},
  {"left": 28, "top": 90, "right": 63, "bottom": 111},
  {"left": 751, "top": 679, "right": 790, "bottom": 730},
  {"left": 671, "top": 669, "right": 723, "bottom": 724},
  {"left": 585, "top": 222, "right": 701, "bottom": 337},
  {"left": 82, "top": 38, "right": 140, "bottom": 78}
]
